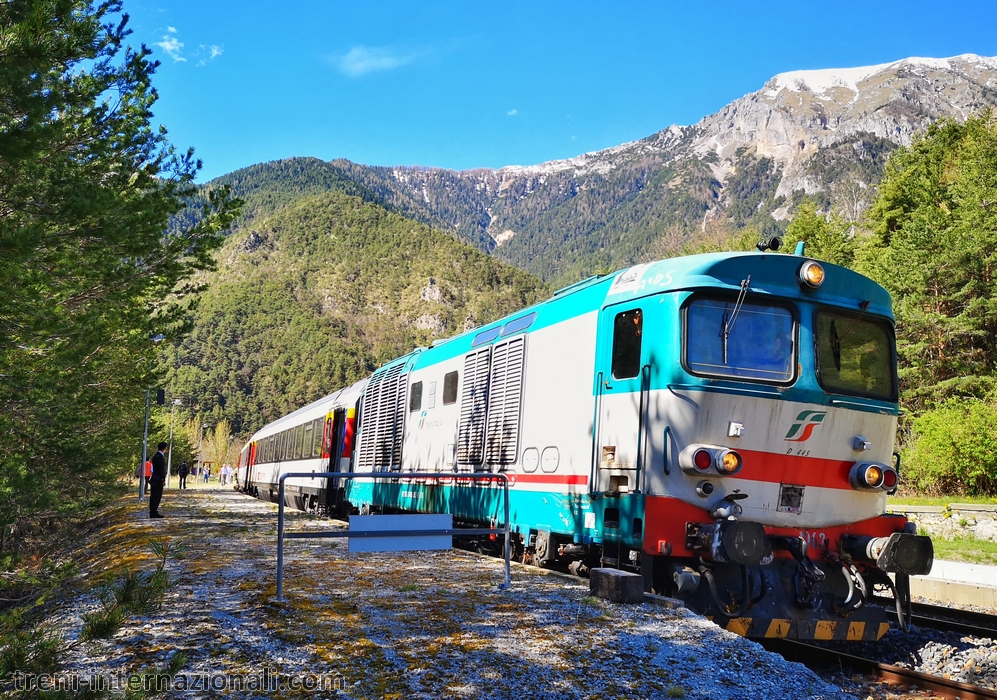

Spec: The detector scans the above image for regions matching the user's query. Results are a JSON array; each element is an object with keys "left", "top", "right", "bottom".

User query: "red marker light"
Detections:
[
  {"left": 694, "top": 449, "right": 712, "bottom": 471},
  {"left": 882, "top": 469, "right": 898, "bottom": 490}
]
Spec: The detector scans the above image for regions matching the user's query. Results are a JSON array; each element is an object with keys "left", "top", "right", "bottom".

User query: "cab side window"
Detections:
[{"left": 612, "top": 309, "right": 643, "bottom": 379}]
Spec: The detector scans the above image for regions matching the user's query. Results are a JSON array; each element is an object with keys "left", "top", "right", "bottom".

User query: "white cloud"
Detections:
[
  {"left": 337, "top": 46, "right": 419, "bottom": 77},
  {"left": 196, "top": 44, "right": 224, "bottom": 66},
  {"left": 507, "top": 109, "right": 518, "bottom": 116},
  {"left": 167, "top": 26, "right": 177, "bottom": 33},
  {"left": 156, "top": 34, "right": 186, "bottom": 62}
]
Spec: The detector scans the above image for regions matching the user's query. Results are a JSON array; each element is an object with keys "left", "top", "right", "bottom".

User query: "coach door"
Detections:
[{"left": 593, "top": 302, "right": 651, "bottom": 495}]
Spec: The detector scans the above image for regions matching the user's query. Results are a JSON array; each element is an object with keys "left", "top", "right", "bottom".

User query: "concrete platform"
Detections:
[{"left": 911, "top": 559, "right": 997, "bottom": 609}]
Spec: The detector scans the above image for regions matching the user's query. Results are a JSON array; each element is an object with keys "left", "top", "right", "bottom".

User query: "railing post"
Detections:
[
  {"left": 276, "top": 476, "right": 286, "bottom": 600},
  {"left": 502, "top": 474, "right": 511, "bottom": 590}
]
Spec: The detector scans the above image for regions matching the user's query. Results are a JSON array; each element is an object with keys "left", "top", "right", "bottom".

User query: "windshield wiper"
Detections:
[
  {"left": 720, "top": 276, "right": 751, "bottom": 364},
  {"left": 830, "top": 320, "right": 842, "bottom": 371}
]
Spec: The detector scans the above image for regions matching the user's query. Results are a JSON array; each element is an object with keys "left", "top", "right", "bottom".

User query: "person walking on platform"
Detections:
[
  {"left": 143, "top": 460, "right": 152, "bottom": 495},
  {"left": 178, "top": 461, "right": 190, "bottom": 490},
  {"left": 149, "top": 441, "right": 168, "bottom": 518}
]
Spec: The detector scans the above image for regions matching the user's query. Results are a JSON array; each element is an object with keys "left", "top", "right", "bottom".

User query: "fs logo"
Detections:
[{"left": 784, "top": 411, "right": 826, "bottom": 442}]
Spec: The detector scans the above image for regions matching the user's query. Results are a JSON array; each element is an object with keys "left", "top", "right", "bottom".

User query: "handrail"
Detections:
[
  {"left": 276, "top": 471, "right": 512, "bottom": 599},
  {"left": 590, "top": 372, "right": 603, "bottom": 496},
  {"left": 635, "top": 363, "right": 650, "bottom": 492}
]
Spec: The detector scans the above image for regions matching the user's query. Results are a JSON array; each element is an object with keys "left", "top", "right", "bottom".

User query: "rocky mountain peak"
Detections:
[{"left": 221, "top": 55, "right": 997, "bottom": 285}]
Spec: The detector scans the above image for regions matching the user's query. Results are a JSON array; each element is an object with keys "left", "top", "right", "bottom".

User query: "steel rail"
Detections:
[
  {"left": 872, "top": 597, "right": 997, "bottom": 638},
  {"left": 763, "top": 638, "right": 997, "bottom": 700}
]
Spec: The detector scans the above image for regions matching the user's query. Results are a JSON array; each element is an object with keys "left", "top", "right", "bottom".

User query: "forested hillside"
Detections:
[{"left": 161, "top": 191, "right": 547, "bottom": 435}]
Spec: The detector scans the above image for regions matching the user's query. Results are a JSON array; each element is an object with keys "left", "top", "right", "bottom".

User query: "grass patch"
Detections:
[{"left": 930, "top": 535, "right": 997, "bottom": 566}]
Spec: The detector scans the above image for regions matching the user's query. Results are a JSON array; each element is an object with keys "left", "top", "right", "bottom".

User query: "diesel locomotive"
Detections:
[{"left": 237, "top": 246, "right": 933, "bottom": 641}]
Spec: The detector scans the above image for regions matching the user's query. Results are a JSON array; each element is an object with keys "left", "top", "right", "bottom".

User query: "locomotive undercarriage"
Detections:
[
  {"left": 644, "top": 553, "right": 903, "bottom": 641},
  {"left": 501, "top": 518, "right": 931, "bottom": 642}
]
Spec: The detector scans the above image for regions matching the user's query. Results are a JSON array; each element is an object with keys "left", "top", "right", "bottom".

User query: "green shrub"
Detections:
[{"left": 904, "top": 398, "right": 997, "bottom": 495}]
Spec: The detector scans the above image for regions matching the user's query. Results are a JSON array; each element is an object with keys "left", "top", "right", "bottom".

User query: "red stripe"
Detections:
[
  {"left": 738, "top": 449, "right": 852, "bottom": 490},
  {"left": 642, "top": 495, "right": 907, "bottom": 558},
  {"left": 511, "top": 473, "right": 589, "bottom": 486},
  {"left": 390, "top": 473, "right": 589, "bottom": 487}
]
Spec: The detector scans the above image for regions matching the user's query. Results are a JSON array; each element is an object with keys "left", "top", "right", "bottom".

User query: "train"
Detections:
[{"left": 236, "top": 244, "right": 934, "bottom": 641}]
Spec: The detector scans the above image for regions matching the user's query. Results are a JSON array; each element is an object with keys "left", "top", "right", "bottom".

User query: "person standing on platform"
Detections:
[
  {"left": 149, "top": 441, "right": 168, "bottom": 518},
  {"left": 178, "top": 461, "right": 190, "bottom": 490}
]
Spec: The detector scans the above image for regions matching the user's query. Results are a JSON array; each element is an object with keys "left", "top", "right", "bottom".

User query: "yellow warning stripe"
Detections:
[
  {"left": 814, "top": 621, "right": 837, "bottom": 640},
  {"left": 710, "top": 616, "right": 887, "bottom": 641},
  {"left": 725, "top": 617, "right": 751, "bottom": 637}
]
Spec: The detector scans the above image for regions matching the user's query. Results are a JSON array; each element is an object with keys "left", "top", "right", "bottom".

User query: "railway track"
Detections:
[
  {"left": 764, "top": 637, "right": 997, "bottom": 700},
  {"left": 876, "top": 598, "right": 997, "bottom": 638},
  {"left": 763, "top": 600, "right": 997, "bottom": 699}
]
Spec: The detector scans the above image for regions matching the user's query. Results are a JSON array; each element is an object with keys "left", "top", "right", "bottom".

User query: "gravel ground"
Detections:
[{"left": 39, "top": 488, "right": 858, "bottom": 699}]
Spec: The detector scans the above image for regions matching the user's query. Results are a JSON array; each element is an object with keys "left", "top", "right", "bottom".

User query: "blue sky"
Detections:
[{"left": 126, "top": 1, "right": 997, "bottom": 182}]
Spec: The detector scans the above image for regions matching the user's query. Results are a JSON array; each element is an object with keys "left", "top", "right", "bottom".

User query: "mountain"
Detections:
[
  {"left": 213, "top": 54, "right": 995, "bottom": 285},
  {"left": 163, "top": 191, "right": 547, "bottom": 434}
]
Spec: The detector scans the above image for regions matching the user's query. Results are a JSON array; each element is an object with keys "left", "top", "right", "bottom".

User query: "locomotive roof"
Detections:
[
  {"left": 604, "top": 252, "right": 893, "bottom": 317},
  {"left": 417, "top": 251, "right": 894, "bottom": 360}
]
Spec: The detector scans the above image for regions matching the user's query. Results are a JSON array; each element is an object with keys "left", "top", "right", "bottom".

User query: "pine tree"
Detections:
[
  {"left": 0, "top": 0, "right": 239, "bottom": 537},
  {"left": 857, "top": 111, "right": 997, "bottom": 408}
]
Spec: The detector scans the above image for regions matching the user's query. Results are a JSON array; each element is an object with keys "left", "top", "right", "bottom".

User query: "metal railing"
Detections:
[{"left": 276, "top": 471, "right": 512, "bottom": 598}]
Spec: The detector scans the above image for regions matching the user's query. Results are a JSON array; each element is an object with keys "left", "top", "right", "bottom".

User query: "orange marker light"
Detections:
[
  {"left": 799, "top": 261, "right": 825, "bottom": 289},
  {"left": 718, "top": 450, "right": 743, "bottom": 475},
  {"left": 864, "top": 465, "right": 883, "bottom": 488}
]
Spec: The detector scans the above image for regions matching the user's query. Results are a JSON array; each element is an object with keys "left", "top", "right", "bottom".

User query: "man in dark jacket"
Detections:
[
  {"left": 150, "top": 441, "right": 168, "bottom": 518},
  {"left": 177, "top": 461, "right": 190, "bottom": 490}
]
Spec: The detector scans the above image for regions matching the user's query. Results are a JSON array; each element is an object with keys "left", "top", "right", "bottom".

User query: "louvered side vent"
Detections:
[
  {"left": 357, "top": 363, "right": 407, "bottom": 472},
  {"left": 486, "top": 337, "right": 526, "bottom": 467},
  {"left": 457, "top": 349, "right": 491, "bottom": 466}
]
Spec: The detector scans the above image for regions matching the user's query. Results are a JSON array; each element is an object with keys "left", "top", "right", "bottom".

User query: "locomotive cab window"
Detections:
[
  {"left": 612, "top": 309, "right": 643, "bottom": 379},
  {"left": 685, "top": 297, "right": 795, "bottom": 383},
  {"left": 814, "top": 310, "right": 897, "bottom": 401}
]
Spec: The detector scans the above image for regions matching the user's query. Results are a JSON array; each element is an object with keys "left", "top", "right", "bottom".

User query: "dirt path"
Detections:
[{"left": 47, "top": 487, "right": 848, "bottom": 699}]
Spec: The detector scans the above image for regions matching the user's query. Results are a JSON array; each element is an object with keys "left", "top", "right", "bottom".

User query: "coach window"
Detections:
[
  {"left": 302, "top": 422, "right": 313, "bottom": 460},
  {"left": 409, "top": 381, "right": 423, "bottom": 412},
  {"left": 293, "top": 424, "right": 304, "bottom": 460},
  {"left": 312, "top": 418, "right": 324, "bottom": 457},
  {"left": 443, "top": 371, "right": 458, "bottom": 405},
  {"left": 612, "top": 309, "right": 643, "bottom": 379}
]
